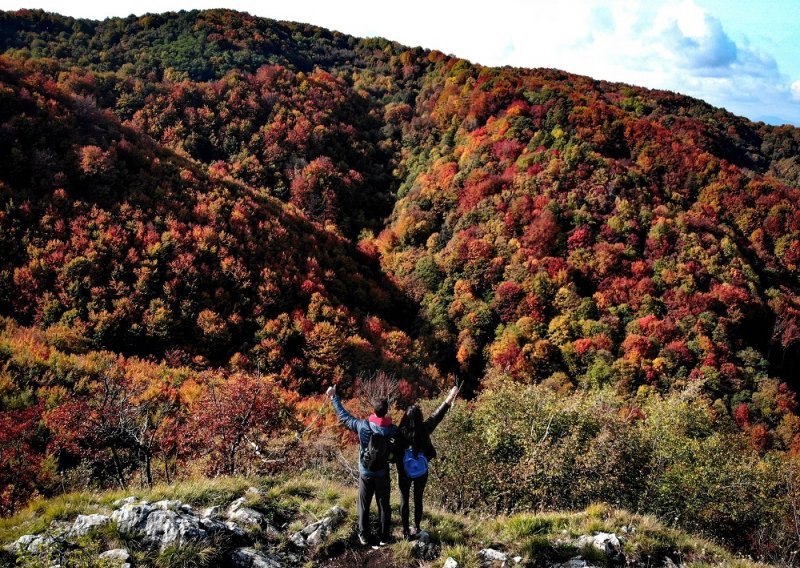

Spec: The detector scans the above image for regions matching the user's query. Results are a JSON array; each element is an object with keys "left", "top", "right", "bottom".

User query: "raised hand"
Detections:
[
  {"left": 445, "top": 385, "right": 460, "bottom": 404},
  {"left": 326, "top": 385, "right": 337, "bottom": 399}
]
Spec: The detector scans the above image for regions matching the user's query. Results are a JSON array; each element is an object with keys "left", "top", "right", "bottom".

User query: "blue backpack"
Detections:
[{"left": 403, "top": 447, "right": 429, "bottom": 478}]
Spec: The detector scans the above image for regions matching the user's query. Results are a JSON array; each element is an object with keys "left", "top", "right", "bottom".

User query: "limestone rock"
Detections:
[
  {"left": 478, "top": 548, "right": 509, "bottom": 566},
  {"left": 201, "top": 505, "right": 222, "bottom": 518},
  {"left": 112, "top": 501, "right": 154, "bottom": 534},
  {"left": 112, "top": 499, "right": 209, "bottom": 549},
  {"left": 65, "top": 513, "right": 111, "bottom": 537},
  {"left": 140, "top": 508, "right": 206, "bottom": 548},
  {"left": 229, "top": 547, "right": 283, "bottom": 568},
  {"left": 228, "top": 506, "right": 265, "bottom": 528},
  {"left": 575, "top": 532, "right": 624, "bottom": 562},
  {"left": 329, "top": 505, "right": 347, "bottom": 519},
  {"left": 227, "top": 497, "right": 265, "bottom": 528},
  {"left": 98, "top": 548, "right": 131, "bottom": 567},
  {"left": 289, "top": 506, "right": 347, "bottom": 548},
  {"left": 289, "top": 531, "right": 307, "bottom": 548},
  {"left": 444, "top": 558, "right": 460, "bottom": 568},
  {"left": 9, "top": 534, "right": 59, "bottom": 555},
  {"left": 199, "top": 515, "right": 231, "bottom": 535}
]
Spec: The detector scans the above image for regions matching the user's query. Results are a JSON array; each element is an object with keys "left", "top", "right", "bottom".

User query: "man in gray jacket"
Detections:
[{"left": 326, "top": 384, "right": 399, "bottom": 546}]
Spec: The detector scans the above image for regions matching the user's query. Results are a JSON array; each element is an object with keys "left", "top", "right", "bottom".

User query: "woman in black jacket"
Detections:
[{"left": 396, "top": 385, "right": 459, "bottom": 539}]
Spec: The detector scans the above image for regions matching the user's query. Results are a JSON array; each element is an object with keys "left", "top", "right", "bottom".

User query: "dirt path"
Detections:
[{"left": 318, "top": 546, "right": 407, "bottom": 568}]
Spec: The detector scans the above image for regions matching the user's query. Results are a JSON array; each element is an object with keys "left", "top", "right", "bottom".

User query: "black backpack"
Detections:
[{"left": 361, "top": 425, "right": 395, "bottom": 472}]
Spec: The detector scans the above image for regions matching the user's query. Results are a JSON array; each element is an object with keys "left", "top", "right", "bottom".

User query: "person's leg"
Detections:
[
  {"left": 413, "top": 472, "right": 428, "bottom": 532},
  {"left": 375, "top": 474, "right": 391, "bottom": 542},
  {"left": 398, "top": 471, "right": 411, "bottom": 536},
  {"left": 357, "top": 475, "right": 375, "bottom": 543}
]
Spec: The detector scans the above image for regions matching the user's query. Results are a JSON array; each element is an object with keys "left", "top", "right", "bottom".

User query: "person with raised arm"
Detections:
[
  {"left": 395, "top": 384, "right": 460, "bottom": 540},
  {"left": 326, "top": 384, "right": 399, "bottom": 547}
]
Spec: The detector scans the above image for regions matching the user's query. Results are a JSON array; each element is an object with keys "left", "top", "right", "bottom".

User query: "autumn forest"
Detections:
[{"left": 2, "top": 8, "right": 800, "bottom": 561}]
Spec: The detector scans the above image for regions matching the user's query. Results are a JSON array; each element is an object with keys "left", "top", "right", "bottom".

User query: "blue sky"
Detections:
[{"left": 1, "top": 0, "right": 798, "bottom": 125}]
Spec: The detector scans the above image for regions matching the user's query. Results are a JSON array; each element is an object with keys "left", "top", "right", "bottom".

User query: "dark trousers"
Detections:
[
  {"left": 358, "top": 473, "right": 391, "bottom": 541},
  {"left": 398, "top": 471, "right": 428, "bottom": 533}
]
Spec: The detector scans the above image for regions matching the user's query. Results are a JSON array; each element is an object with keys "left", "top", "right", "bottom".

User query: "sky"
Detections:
[{"left": 1, "top": 0, "right": 798, "bottom": 125}]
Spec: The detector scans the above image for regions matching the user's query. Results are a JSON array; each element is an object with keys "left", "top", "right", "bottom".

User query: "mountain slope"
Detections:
[
  {"left": 1, "top": 8, "right": 800, "bottom": 560},
  {"left": 0, "top": 56, "right": 425, "bottom": 388}
]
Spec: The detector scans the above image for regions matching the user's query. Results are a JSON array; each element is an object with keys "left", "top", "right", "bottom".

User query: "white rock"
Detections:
[
  {"left": 229, "top": 497, "right": 248, "bottom": 511},
  {"left": 306, "top": 526, "right": 328, "bottom": 546},
  {"left": 10, "top": 534, "right": 58, "bottom": 554},
  {"left": 478, "top": 548, "right": 508, "bottom": 564},
  {"left": 98, "top": 548, "right": 131, "bottom": 566},
  {"left": 112, "top": 502, "right": 154, "bottom": 534},
  {"left": 225, "top": 521, "right": 247, "bottom": 538},
  {"left": 289, "top": 531, "right": 307, "bottom": 548},
  {"left": 227, "top": 506, "right": 264, "bottom": 528},
  {"left": 329, "top": 505, "right": 347, "bottom": 519},
  {"left": 575, "top": 532, "right": 623, "bottom": 560},
  {"left": 229, "top": 547, "right": 282, "bottom": 568},
  {"left": 301, "top": 517, "right": 330, "bottom": 537},
  {"left": 199, "top": 516, "right": 230, "bottom": 535},
  {"left": 140, "top": 509, "right": 206, "bottom": 548},
  {"left": 291, "top": 510, "right": 345, "bottom": 547},
  {"left": 99, "top": 548, "right": 130, "bottom": 561},
  {"left": 201, "top": 505, "right": 222, "bottom": 518},
  {"left": 66, "top": 513, "right": 111, "bottom": 537},
  {"left": 444, "top": 558, "right": 459, "bottom": 568}
]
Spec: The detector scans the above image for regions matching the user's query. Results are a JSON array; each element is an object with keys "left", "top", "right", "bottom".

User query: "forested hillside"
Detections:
[{"left": 2, "top": 8, "right": 800, "bottom": 561}]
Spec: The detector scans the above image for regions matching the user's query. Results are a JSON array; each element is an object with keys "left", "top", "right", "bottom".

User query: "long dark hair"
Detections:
[{"left": 399, "top": 405, "right": 425, "bottom": 455}]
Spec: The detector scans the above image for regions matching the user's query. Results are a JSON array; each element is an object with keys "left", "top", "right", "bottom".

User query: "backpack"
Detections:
[
  {"left": 402, "top": 447, "right": 429, "bottom": 479},
  {"left": 361, "top": 425, "right": 395, "bottom": 472}
]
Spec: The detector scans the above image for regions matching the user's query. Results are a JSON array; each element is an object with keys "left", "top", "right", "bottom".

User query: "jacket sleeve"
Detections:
[
  {"left": 331, "top": 395, "right": 362, "bottom": 432},
  {"left": 425, "top": 401, "right": 451, "bottom": 434}
]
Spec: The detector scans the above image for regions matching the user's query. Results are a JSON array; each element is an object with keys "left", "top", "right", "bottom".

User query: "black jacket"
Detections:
[{"left": 396, "top": 401, "right": 450, "bottom": 465}]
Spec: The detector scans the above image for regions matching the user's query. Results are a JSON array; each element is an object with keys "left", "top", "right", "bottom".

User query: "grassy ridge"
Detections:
[{"left": 0, "top": 474, "right": 773, "bottom": 568}]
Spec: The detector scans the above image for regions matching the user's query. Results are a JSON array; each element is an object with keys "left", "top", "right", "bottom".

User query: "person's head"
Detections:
[
  {"left": 373, "top": 398, "right": 389, "bottom": 418},
  {"left": 400, "top": 405, "right": 425, "bottom": 449}
]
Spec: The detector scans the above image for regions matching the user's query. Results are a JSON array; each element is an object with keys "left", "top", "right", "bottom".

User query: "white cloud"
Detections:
[{"left": 792, "top": 81, "right": 800, "bottom": 102}]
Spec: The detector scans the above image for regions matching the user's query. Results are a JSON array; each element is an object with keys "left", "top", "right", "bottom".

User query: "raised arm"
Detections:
[
  {"left": 425, "top": 385, "right": 459, "bottom": 433},
  {"left": 327, "top": 385, "right": 362, "bottom": 432}
]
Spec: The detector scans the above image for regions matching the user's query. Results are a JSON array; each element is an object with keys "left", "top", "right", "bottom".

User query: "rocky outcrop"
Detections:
[
  {"left": 112, "top": 498, "right": 211, "bottom": 549},
  {"left": 289, "top": 506, "right": 347, "bottom": 548},
  {"left": 8, "top": 533, "right": 60, "bottom": 555},
  {"left": 5, "top": 489, "right": 349, "bottom": 567}
]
